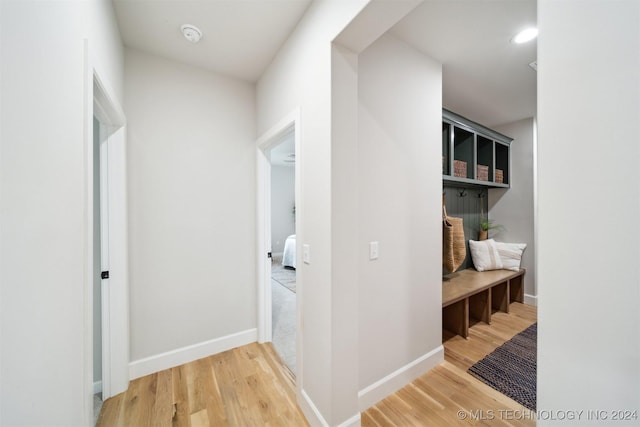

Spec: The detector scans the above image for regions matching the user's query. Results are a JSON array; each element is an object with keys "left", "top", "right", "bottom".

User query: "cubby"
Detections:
[
  {"left": 442, "top": 268, "right": 525, "bottom": 339},
  {"left": 442, "top": 109, "right": 512, "bottom": 188},
  {"left": 442, "top": 122, "right": 451, "bottom": 175}
]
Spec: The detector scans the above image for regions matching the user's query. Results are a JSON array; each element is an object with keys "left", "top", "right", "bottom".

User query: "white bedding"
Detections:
[{"left": 282, "top": 234, "right": 296, "bottom": 269}]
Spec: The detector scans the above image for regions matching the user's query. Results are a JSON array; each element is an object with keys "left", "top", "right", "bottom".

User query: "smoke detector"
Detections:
[{"left": 181, "top": 24, "right": 202, "bottom": 43}]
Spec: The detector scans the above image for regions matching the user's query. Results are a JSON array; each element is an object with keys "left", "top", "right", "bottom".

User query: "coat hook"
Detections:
[
  {"left": 477, "top": 189, "right": 486, "bottom": 198},
  {"left": 458, "top": 189, "right": 467, "bottom": 197}
]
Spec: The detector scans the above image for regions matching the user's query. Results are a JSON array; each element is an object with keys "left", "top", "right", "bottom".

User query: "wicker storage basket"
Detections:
[
  {"left": 477, "top": 165, "right": 489, "bottom": 181},
  {"left": 442, "top": 203, "right": 466, "bottom": 273},
  {"left": 453, "top": 160, "right": 467, "bottom": 178}
]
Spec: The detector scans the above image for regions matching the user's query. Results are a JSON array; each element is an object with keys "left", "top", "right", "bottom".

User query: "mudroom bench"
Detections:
[{"left": 442, "top": 268, "right": 525, "bottom": 339}]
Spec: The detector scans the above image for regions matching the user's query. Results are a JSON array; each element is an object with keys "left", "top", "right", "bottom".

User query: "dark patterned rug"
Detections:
[{"left": 468, "top": 323, "right": 537, "bottom": 410}]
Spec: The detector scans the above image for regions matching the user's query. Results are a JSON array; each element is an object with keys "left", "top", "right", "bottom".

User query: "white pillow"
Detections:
[
  {"left": 468, "top": 239, "right": 503, "bottom": 272},
  {"left": 495, "top": 241, "right": 527, "bottom": 271}
]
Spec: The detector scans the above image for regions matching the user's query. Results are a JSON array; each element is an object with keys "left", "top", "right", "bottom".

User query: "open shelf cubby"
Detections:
[
  {"left": 442, "top": 122, "right": 451, "bottom": 176},
  {"left": 442, "top": 109, "right": 512, "bottom": 188}
]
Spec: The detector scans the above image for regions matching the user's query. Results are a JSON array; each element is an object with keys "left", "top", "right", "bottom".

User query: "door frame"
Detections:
[
  {"left": 256, "top": 109, "right": 302, "bottom": 389},
  {"left": 84, "top": 41, "right": 129, "bottom": 411}
]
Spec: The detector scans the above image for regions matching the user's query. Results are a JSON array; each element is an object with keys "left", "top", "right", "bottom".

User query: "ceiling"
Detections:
[
  {"left": 113, "top": 0, "right": 536, "bottom": 128},
  {"left": 391, "top": 0, "right": 537, "bottom": 127},
  {"left": 112, "top": 0, "right": 313, "bottom": 82}
]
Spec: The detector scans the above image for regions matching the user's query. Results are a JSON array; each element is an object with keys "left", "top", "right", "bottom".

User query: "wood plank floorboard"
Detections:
[
  {"left": 96, "top": 342, "right": 309, "bottom": 427},
  {"left": 97, "top": 303, "right": 536, "bottom": 426},
  {"left": 362, "top": 302, "right": 537, "bottom": 427}
]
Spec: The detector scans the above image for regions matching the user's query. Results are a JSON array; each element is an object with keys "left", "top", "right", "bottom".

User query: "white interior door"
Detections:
[{"left": 93, "top": 73, "right": 129, "bottom": 400}]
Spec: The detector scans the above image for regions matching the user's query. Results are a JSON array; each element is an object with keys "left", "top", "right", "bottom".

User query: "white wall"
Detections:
[
  {"left": 357, "top": 33, "right": 443, "bottom": 406},
  {"left": 88, "top": 0, "right": 124, "bottom": 103},
  {"left": 489, "top": 118, "right": 536, "bottom": 303},
  {"left": 0, "top": 0, "right": 123, "bottom": 425},
  {"left": 271, "top": 165, "right": 295, "bottom": 256},
  {"left": 537, "top": 0, "right": 640, "bottom": 423},
  {"left": 124, "top": 49, "right": 257, "bottom": 370},
  {"left": 257, "top": 2, "right": 370, "bottom": 424},
  {"left": 258, "top": 2, "right": 432, "bottom": 423},
  {"left": 330, "top": 41, "right": 361, "bottom": 424}
]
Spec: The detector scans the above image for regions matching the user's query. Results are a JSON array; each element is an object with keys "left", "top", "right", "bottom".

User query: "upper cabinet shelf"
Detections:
[{"left": 442, "top": 109, "right": 513, "bottom": 188}]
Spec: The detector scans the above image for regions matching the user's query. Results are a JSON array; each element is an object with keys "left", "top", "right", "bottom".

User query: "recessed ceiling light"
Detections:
[
  {"left": 181, "top": 24, "right": 202, "bottom": 43},
  {"left": 512, "top": 28, "right": 538, "bottom": 44}
]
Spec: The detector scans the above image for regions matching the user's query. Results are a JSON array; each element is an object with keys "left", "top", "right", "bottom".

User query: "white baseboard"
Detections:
[
  {"left": 358, "top": 345, "right": 444, "bottom": 411},
  {"left": 300, "top": 389, "right": 361, "bottom": 427},
  {"left": 300, "top": 389, "right": 330, "bottom": 427},
  {"left": 93, "top": 380, "right": 102, "bottom": 395},
  {"left": 337, "top": 413, "right": 361, "bottom": 427},
  {"left": 524, "top": 293, "right": 537, "bottom": 306},
  {"left": 129, "top": 328, "right": 257, "bottom": 380}
]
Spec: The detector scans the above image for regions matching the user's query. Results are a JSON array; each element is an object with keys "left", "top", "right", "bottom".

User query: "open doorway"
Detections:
[
  {"left": 269, "top": 129, "right": 297, "bottom": 375},
  {"left": 256, "top": 110, "right": 302, "bottom": 387}
]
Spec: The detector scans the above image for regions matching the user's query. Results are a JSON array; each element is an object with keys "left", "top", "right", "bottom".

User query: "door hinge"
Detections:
[
  {"left": 267, "top": 252, "right": 272, "bottom": 259},
  {"left": 101, "top": 271, "right": 109, "bottom": 279}
]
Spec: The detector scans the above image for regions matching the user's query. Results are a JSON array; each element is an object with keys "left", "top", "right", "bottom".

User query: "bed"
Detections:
[{"left": 282, "top": 234, "right": 296, "bottom": 269}]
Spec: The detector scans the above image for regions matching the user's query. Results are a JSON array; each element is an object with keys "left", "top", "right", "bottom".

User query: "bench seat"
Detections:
[{"left": 442, "top": 268, "right": 525, "bottom": 339}]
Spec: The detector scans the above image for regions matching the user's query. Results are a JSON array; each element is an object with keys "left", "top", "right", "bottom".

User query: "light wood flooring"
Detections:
[
  {"left": 96, "top": 342, "right": 308, "bottom": 427},
  {"left": 362, "top": 302, "right": 537, "bottom": 426},
  {"left": 97, "top": 302, "right": 536, "bottom": 427}
]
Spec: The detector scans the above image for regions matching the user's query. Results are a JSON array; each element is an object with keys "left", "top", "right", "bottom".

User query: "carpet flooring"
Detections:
[
  {"left": 271, "top": 256, "right": 296, "bottom": 375},
  {"left": 272, "top": 263, "right": 296, "bottom": 293},
  {"left": 468, "top": 323, "right": 537, "bottom": 410},
  {"left": 94, "top": 393, "right": 102, "bottom": 425}
]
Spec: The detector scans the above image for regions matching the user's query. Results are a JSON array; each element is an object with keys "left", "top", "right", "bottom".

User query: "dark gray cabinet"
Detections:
[{"left": 442, "top": 109, "right": 512, "bottom": 188}]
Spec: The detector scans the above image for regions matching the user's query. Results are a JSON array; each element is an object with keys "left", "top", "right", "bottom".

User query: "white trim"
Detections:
[
  {"left": 299, "top": 390, "right": 361, "bottom": 427},
  {"left": 300, "top": 390, "right": 329, "bottom": 427},
  {"left": 524, "top": 293, "right": 538, "bottom": 307},
  {"left": 256, "top": 110, "right": 300, "bottom": 150},
  {"left": 300, "top": 389, "right": 363, "bottom": 427},
  {"left": 256, "top": 110, "right": 301, "bottom": 343},
  {"left": 93, "top": 381, "right": 103, "bottom": 395},
  {"left": 93, "top": 70, "right": 126, "bottom": 127},
  {"left": 256, "top": 108, "right": 304, "bottom": 399},
  {"left": 128, "top": 329, "right": 257, "bottom": 380},
  {"left": 84, "top": 39, "right": 129, "bottom": 425},
  {"left": 337, "top": 413, "right": 362, "bottom": 427},
  {"left": 256, "top": 147, "right": 273, "bottom": 343},
  {"left": 358, "top": 345, "right": 444, "bottom": 411},
  {"left": 93, "top": 81, "right": 128, "bottom": 401}
]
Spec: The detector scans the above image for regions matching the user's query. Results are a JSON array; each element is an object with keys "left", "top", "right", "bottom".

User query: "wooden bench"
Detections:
[{"left": 442, "top": 268, "right": 525, "bottom": 339}]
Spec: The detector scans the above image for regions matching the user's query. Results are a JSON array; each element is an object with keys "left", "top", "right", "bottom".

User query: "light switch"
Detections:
[
  {"left": 303, "top": 244, "right": 311, "bottom": 264},
  {"left": 369, "top": 241, "right": 379, "bottom": 260}
]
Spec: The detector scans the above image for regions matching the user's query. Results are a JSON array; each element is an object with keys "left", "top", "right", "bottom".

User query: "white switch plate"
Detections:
[
  {"left": 369, "top": 241, "right": 379, "bottom": 260},
  {"left": 303, "top": 244, "right": 311, "bottom": 264}
]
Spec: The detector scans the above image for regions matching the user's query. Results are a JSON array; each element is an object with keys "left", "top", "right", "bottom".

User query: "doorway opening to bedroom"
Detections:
[{"left": 269, "top": 127, "right": 297, "bottom": 376}]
